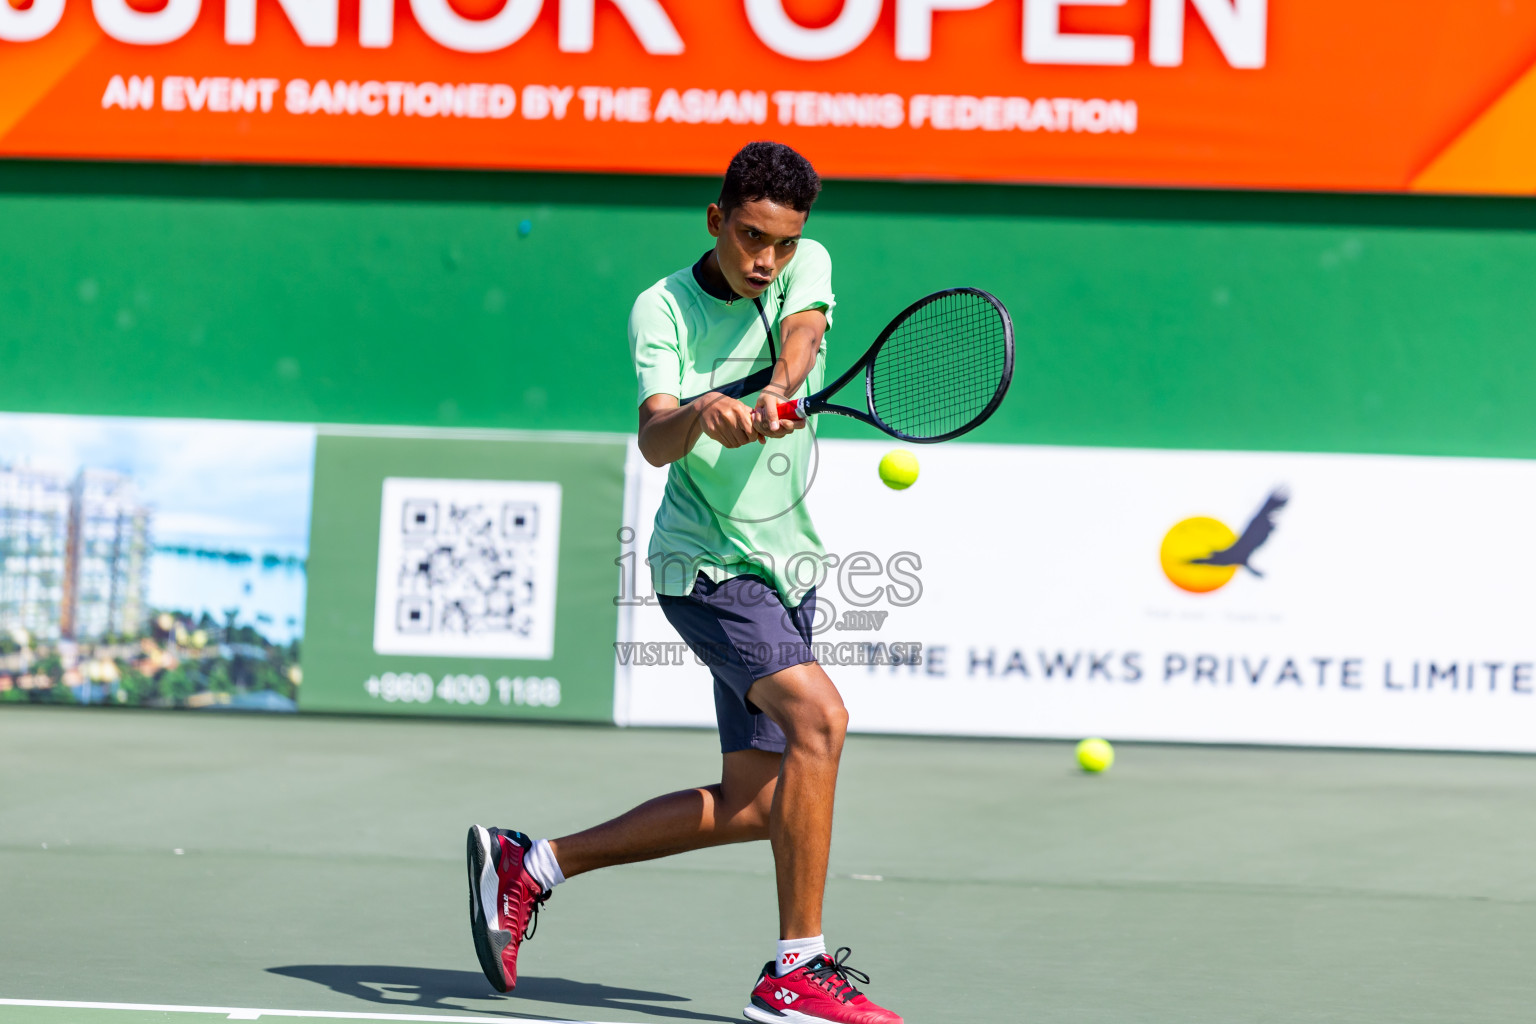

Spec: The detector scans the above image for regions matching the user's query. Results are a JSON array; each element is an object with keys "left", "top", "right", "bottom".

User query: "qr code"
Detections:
[{"left": 372, "top": 478, "right": 562, "bottom": 659}]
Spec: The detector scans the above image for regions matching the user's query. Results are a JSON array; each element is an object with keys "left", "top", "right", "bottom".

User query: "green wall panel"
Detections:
[
  {"left": 3, "top": 161, "right": 1535, "bottom": 458},
  {"left": 301, "top": 431, "right": 625, "bottom": 720}
]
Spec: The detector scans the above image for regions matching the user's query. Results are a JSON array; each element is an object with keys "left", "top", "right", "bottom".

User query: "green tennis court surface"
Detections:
[{"left": 5, "top": 707, "right": 1536, "bottom": 1023}]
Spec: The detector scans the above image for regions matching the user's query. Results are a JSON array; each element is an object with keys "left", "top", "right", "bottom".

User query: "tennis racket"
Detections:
[{"left": 684, "top": 288, "right": 1013, "bottom": 443}]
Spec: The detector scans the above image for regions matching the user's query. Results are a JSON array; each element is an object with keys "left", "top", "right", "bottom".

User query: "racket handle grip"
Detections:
[{"left": 776, "top": 399, "right": 807, "bottom": 421}]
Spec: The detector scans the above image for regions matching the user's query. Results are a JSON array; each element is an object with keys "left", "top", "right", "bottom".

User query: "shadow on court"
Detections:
[{"left": 267, "top": 965, "right": 740, "bottom": 1022}]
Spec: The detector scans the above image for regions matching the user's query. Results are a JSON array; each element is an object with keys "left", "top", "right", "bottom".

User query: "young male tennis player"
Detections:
[{"left": 466, "top": 141, "right": 902, "bottom": 1024}]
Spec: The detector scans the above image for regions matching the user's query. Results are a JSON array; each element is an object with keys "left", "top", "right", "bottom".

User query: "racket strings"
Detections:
[{"left": 868, "top": 291, "right": 1010, "bottom": 441}]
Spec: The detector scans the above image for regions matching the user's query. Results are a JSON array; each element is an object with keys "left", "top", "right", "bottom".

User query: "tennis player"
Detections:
[{"left": 467, "top": 141, "right": 902, "bottom": 1024}]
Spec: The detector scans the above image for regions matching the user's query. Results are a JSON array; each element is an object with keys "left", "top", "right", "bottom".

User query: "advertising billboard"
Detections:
[
  {"left": 0, "top": 413, "right": 624, "bottom": 721},
  {"left": 5, "top": 409, "right": 1536, "bottom": 750},
  {"left": 617, "top": 438, "right": 1536, "bottom": 752},
  {"left": 4, "top": 1, "right": 1536, "bottom": 193}
]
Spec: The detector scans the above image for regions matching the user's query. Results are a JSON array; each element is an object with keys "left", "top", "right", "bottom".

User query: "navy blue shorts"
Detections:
[{"left": 658, "top": 573, "right": 819, "bottom": 755}]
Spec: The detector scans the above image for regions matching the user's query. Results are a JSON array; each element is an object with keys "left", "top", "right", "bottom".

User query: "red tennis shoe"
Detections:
[
  {"left": 744, "top": 947, "right": 903, "bottom": 1024},
  {"left": 465, "top": 825, "right": 550, "bottom": 993}
]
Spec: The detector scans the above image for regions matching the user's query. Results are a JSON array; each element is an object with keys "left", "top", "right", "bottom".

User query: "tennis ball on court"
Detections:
[
  {"left": 1076, "top": 737, "right": 1115, "bottom": 773},
  {"left": 878, "top": 450, "right": 919, "bottom": 490}
]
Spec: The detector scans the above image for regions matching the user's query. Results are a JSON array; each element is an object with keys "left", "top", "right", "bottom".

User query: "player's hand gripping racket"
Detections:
[{"left": 685, "top": 288, "right": 1013, "bottom": 443}]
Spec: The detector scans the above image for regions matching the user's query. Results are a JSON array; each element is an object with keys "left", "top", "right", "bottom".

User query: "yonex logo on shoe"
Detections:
[{"left": 774, "top": 988, "right": 799, "bottom": 1004}]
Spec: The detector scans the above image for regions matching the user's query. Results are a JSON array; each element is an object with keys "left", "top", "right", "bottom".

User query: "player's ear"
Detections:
[{"left": 706, "top": 203, "right": 725, "bottom": 238}]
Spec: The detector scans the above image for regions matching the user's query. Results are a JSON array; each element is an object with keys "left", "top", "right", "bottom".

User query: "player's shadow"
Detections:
[{"left": 267, "top": 964, "right": 739, "bottom": 1023}]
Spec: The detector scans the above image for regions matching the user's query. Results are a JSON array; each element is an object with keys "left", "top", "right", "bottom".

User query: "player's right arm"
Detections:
[
  {"left": 638, "top": 393, "right": 757, "bottom": 467},
  {"left": 631, "top": 282, "right": 761, "bottom": 466}
]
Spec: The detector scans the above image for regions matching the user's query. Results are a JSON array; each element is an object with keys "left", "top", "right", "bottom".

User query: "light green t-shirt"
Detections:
[{"left": 630, "top": 239, "right": 835, "bottom": 607}]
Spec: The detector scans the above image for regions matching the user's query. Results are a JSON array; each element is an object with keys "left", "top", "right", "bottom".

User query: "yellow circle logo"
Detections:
[{"left": 1160, "top": 516, "right": 1239, "bottom": 593}]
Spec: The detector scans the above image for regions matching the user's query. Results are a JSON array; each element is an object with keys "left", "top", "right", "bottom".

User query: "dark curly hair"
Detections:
[{"left": 718, "top": 141, "right": 822, "bottom": 216}]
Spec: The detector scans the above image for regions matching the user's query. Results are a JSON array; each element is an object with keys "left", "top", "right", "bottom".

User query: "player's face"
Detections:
[{"left": 707, "top": 199, "right": 808, "bottom": 299}]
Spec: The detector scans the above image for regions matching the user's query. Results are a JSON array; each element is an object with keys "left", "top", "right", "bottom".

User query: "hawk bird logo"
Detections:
[
  {"left": 1160, "top": 488, "right": 1289, "bottom": 594},
  {"left": 1186, "top": 489, "right": 1288, "bottom": 577}
]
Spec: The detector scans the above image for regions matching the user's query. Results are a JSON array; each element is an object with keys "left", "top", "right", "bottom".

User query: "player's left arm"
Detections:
[{"left": 752, "top": 308, "right": 826, "bottom": 439}]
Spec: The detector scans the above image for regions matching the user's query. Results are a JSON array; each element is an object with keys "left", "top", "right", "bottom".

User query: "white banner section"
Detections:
[{"left": 615, "top": 440, "right": 1536, "bottom": 752}]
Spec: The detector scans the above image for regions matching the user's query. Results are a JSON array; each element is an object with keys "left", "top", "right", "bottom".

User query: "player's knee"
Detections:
[
  {"left": 719, "top": 787, "right": 772, "bottom": 839},
  {"left": 742, "top": 791, "right": 774, "bottom": 838},
  {"left": 787, "top": 697, "right": 847, "bottom": 758},
  {"left": 826, "top": 700, "right": 849, "bottom": 740}
]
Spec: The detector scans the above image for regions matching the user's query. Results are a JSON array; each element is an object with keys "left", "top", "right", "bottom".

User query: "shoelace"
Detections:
[
  {"left": 523, "top": 889, "right": 551, "bottom": 941},
  {"left": 805, "top": 947, "right": 870, "bottom": 1003}
]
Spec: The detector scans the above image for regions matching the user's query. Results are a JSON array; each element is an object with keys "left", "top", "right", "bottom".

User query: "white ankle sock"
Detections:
[
  {"left": 774, "top": 935, "right": 826, "bottom": 976},
  {"left": 523, "top": 838, "right": 566, "bottom": 893}
]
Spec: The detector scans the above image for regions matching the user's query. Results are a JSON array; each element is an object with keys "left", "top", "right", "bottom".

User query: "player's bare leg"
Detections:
[
  {"left": 550, "top": 748, "right": 780, "bottom": 875},
  {"left": 547, "top": 661, "right": 845, "bottom": 938},
  {"left": 468, "top": 749, "right": 778, "bottom": 993},
  {"left": 739, "top": 665, "right": 898, "bottom": 1023},
  {"left": 740, "top": 661, "right": 846, "bottom": 940}
]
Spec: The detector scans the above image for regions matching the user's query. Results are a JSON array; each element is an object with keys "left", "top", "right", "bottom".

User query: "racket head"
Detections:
[{"left": 862, "top": 287, "right": 1014, "bottom": 443}]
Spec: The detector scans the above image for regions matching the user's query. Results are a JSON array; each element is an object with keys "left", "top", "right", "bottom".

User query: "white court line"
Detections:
[{"left": 0, "top": 999, "right": 637, "bottom": 1024}]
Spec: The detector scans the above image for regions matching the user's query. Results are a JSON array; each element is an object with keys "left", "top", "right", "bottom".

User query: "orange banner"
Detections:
[{"left": 3, "top": 0, "right": 1536, "bottom": 193}]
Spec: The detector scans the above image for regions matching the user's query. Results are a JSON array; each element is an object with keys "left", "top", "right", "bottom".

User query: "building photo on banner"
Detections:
[
  {"left": 8, "top": 4, "right": 1536, "bottom": 1023},
  {"left": 0, "top": 412, "right": 312, "bottom": 710}
]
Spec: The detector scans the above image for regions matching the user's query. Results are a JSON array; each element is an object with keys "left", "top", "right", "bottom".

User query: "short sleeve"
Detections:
[
  {"left": 629, "top": 286, "right": 684, "bottom": 404},
  {"left": 780, "top": 238, "right": 835, "bottom": 333}
]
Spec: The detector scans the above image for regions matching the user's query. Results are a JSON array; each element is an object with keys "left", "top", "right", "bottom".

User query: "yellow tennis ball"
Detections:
[
  {"left": 878, "top": 449, "right": 919, "bottom": 490},
  {"left": 1076, "top": 737, "right": 1115, "bottom": 773}
]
